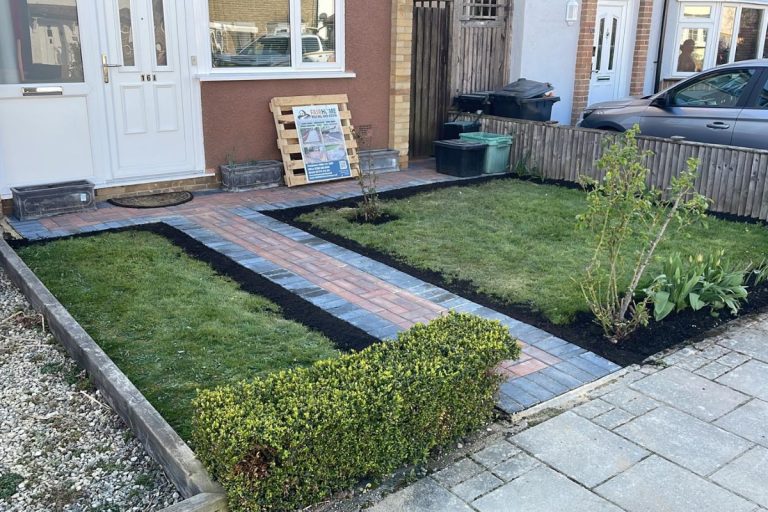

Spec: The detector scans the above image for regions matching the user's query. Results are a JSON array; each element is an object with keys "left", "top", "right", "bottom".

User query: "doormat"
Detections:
[{"left": 108, "top": 191, "right": 193, "bottom": 209}]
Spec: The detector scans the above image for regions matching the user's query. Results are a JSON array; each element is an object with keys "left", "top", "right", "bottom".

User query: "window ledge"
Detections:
[{"left": 196, "top": 70, "right": 357, "bottom": 82}]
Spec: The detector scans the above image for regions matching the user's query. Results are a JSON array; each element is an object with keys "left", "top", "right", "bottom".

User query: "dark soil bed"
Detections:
[{"left": 265, "top": 174, "right": 768, "bottom": 367}]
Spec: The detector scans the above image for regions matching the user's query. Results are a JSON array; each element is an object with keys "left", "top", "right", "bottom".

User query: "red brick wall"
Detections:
[
  {"left": 201, "top": 1, "right": 392, "bottom": 169},
  {"left": 629, "top": 0, "right": 654, "bottom": 96},
  {"left": 571, "top": 0, "right": 597, "bottom": 125}
]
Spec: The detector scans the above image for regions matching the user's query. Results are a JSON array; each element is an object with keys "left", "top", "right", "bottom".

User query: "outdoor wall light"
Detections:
[{"left": 566, "top": 0, "right": 580, "bottom": 25}]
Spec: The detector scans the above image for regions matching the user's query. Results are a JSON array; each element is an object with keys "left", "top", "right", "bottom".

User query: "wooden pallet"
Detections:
[{"left": 270, "top": 94, "right": 361, "bottom": 187}]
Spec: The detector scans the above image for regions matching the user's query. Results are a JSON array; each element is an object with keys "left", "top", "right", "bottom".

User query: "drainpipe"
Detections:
[{"left": 653, "top": 0, "right": 670, "bottom": 93}]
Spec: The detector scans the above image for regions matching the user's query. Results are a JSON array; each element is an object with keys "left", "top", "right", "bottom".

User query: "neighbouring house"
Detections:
[
  {"left": 510, "top": 0, "right": 768, "bottom": 125},
  {"left": 0, "top": 0, "right": 409, "bottom": 211}
]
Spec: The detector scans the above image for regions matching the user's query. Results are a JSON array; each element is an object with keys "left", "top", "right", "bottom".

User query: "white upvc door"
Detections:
[
  {"left": 0, "top": 0, "right": 109, "bottom": 196},
  {"left": 588, "top": 0, "right": 634, "bottom": 105},
  {"left": 99, "top": 0, "right": 197, "bottom": 180}
]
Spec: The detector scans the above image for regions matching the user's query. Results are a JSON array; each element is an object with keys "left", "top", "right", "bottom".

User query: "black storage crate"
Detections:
[
  {"left": 491, "top": 94, "right": 560, "bottom": 121},
  {"left": 433, "top": 140, "right": 486, "bottom": 177},
  {"left": 442, "top": 120, "right": 481, "bottom": 140}
]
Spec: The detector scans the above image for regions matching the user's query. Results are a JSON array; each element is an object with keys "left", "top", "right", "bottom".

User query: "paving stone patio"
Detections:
[
  {"left": 367, "top": 315, "right": 768, "bottom": 512},
  {"left": 7, "top": 165, "right": 620, "bottom": 414}
]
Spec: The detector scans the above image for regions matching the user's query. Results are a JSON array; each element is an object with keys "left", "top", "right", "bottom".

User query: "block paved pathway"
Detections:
[
  {"left": 368, "top": 313, "right": 768, "bottom": 512},
  {"left": 8, "top": 165, "right": 619, "bottom": 413}
]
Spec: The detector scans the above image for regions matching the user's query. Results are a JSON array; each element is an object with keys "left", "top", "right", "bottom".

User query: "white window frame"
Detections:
[
  {"left": 667, "top": 0, "right": 768, "bottom": 79},
  {"left": 192, "top": 0, "right": 354, "bottom": 81}
]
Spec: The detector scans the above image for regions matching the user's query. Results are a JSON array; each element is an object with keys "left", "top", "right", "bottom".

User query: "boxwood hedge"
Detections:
[{"left": 192, "top": 312, "right": 519, "bottom": 511}]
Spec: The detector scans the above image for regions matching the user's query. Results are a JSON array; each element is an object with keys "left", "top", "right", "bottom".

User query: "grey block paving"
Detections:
[
  {"left": 711, "top": 446, "right": 768, "bottom": 508},
  {"left": 513, "top": 412, "right": 649, "bottom": 488},
  {"left": 431, "top": 458, "right": 484, "bottom": 488},
  {"left": 490, "top": 452, "right": 540, "bottom": 482},
  {"left": 595, "top": 456, "right": 755, "bottom": 512},
  {"left": 450, "top": 472, "right": 503, "bottom": 502},
  {"left": 572, "top": 398, "right": 615, "bottom": 419},
  {"left": 616, "top": 406, "right": 752, "bottom": 476},
  {"left": 715, "top": 399, "right": 768, "bottom": 447},
  {"left": 719, "top": 333, "right": 768, "bottom": 362},
  {"left": 470, "top": 440, "right": 520, "bottom": 469},
  {"left": 368, "top": 479, "right": 474, "bottom": 512},
  {"left": 592, "top": 407, "right": 635, "bottom": 430},
  {"left": 600, "top": 387, "right": 659, "bottom": 416},
  {"left": 716, "top": 360, "right": 768, "bottom": 402},
  {"left": 631, "top": 367, "right": 748, "bottom": 421},
  {"left": 473, "top": 466, "right": 623, "bottom": 512}
]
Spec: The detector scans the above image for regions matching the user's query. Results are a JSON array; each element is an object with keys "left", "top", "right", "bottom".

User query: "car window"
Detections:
[
  {"left": 302, "top": 38, "right": 320, "bottom": 53},
  {"left": 670, "top": 69, "right": 754, "bottom": 108},
  {"left": 246, "top": 38, "right": 290, "bottom": 55},
  {"left": 756, "top": 76, "right": 768, "bottom": 108}
]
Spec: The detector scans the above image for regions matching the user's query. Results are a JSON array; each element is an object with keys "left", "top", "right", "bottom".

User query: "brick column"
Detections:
[
  {"left": 389, "top": 0, "right": 413, "bottom": 167},
  {"left": 629, "top": 0, "right": 655, "bottom": 96},
  {"left": 571, "top": 0, "right": 598, "bottom": 125}
]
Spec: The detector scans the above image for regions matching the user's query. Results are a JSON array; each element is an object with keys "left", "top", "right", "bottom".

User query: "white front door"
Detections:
[
  {"left": 0, "top": 0, "right": 108, "bottom": 195},
  {"left": 588, "top": 0, "right": 633, "bottom": 105},
  {"left": 100, "top": 0, "right": 196, "bottom": 180}
]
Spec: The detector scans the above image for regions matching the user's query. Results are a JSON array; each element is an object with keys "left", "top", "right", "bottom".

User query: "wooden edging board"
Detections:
[
  {"left": 270, "top": 94, "right": 361, "bottom": 187},
  {"left": 0, "top": 239, "right": 227, "bottom": 512}
]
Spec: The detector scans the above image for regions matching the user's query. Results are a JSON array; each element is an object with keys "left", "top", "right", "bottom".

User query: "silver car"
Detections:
[{"left": 578, "top": 60, "right": 768, "bottom": 150}]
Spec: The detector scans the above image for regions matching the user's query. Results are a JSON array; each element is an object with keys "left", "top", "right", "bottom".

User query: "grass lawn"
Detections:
[
  {"left": 299, "top": 179, "right": 768, "bottom": 325},
  {"left": 17, "top": 231, "right": 339, "bottom": 441}
]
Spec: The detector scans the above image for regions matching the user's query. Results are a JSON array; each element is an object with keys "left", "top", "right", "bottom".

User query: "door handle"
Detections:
[
  {"left": 101, "top": 54, "right": 120, "bottom": 83},
  {"left": 706, "top": 122, "right": 730, "bottom": 130}
]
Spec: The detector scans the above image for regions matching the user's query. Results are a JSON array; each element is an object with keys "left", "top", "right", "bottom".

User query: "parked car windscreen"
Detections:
[{"left": 670, "top": 69, "right": 755, "bottom": 107}]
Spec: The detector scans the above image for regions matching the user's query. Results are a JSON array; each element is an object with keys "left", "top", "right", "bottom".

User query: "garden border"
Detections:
[
  {"left": 0, "top": 238, "right": 228, "bottom": 512},
  {"left": 266, "top": 178, "right": 768, "bottom": 366}
]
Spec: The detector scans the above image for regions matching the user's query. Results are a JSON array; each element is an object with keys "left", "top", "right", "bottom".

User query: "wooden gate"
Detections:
[
  {"left": 409, "top": 0, "right": 512, "bottom": 158},
  {"left": 410, "top": 0, "right": 453, "bottom": 158},
  {"left": 451, "top": 0, "right": 512, "bottom": 96}
]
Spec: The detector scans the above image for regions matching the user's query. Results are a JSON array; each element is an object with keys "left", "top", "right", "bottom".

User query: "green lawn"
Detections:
[
  {"left": 300, "top": 179, "right": 768, "bottom": 325},
  {"left": 18, "top": 231, "right": 338, "bottom": 441}
]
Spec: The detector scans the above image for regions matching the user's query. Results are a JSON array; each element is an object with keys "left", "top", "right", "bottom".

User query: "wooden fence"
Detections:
[{"left": 458, "top": 115, "right": 768, "bottom": 221}]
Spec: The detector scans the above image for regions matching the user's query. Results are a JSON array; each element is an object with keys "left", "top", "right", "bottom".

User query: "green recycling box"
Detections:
[{"left": 459, "top": 132, "right": 513, "bottom": 174}]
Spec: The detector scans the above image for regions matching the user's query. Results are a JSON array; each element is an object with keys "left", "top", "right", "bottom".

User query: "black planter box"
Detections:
[
  {"left": 220, "top": 160, "right": 284, "bottom": 192},
  {"left": 433, "top": 140, "right": 486, "bottom": 178},
  {"left": 11, "top": 180, "right": 96, "bottom": 221}
]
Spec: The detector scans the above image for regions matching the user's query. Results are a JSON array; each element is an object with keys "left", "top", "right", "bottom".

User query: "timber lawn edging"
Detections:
[{"left": 0, "top": 238, "right": 227, "bottom": 512}]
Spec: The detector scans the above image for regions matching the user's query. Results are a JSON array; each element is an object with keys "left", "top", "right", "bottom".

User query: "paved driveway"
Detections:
[{"left": 369, "top": 314, "right": 768, "bottom": 512}]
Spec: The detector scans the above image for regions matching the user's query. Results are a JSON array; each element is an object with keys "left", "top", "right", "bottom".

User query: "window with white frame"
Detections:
[
  {"left": 670, "top": 1, "right": 768, "bottom": 77},
  {"left": 208, "top": 0, "right": 342, "bottom": 72}
]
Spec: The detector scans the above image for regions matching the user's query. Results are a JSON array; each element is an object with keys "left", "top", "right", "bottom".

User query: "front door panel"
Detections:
[
  {"left": 0, "top": 0, "right": 107, "bottom": 195},
  {"left": 588, "top": 1, "right": 629, "bottom": 105},
  {"left": 103, "top": 0, "right": 194, "bottom": 179}
]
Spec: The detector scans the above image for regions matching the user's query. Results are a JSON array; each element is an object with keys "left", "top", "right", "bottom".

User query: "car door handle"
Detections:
[{"left": 706, "top": 122, "right": 730, "bottom": 129}]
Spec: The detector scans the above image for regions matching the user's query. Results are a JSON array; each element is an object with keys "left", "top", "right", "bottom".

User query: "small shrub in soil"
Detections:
[{"left": 193, "top": 312, "right": 518, "bottom": 511}]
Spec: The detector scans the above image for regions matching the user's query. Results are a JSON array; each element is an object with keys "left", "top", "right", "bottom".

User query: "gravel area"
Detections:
[{"left": 0, "top": 269, "right": 181, "bottom": 511}]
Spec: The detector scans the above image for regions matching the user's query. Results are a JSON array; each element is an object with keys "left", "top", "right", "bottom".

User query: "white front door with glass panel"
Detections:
[
  {"left": 588, "top": 0, "right": 632, "bottom": 105},
  {"left": 100, "top": 0, "right": 196, "bottom": 179},
  {"left": 0, "top": 0, "right": 108, "bottom": 195},
  {"left": 0, "top": 0, "right": 200, "bottom": 198}
]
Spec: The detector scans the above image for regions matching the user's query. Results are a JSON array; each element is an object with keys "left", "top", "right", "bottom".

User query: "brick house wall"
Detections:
[{"left": 570, "top": 0, "right": 597, "bottom": 125}]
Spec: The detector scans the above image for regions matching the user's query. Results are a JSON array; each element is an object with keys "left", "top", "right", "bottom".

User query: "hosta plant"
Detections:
[{"left": 645, "top": 250, "right": 749, "bottom": 322}]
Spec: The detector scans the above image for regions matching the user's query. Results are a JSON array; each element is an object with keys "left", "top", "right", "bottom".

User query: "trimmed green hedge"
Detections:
[{"left": 193, "top": 312, "right": 519, "bottom": 511}]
